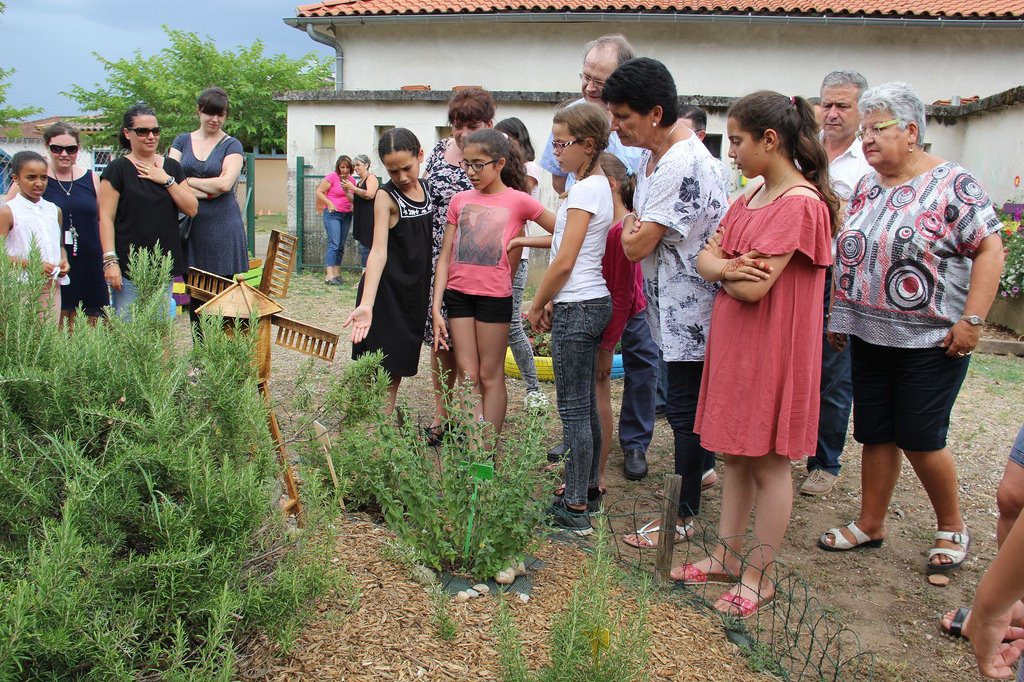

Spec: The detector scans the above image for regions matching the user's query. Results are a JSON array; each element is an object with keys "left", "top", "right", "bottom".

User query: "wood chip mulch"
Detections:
[{"left": 236, "top": 514, "right": 775, "bottom": 681}]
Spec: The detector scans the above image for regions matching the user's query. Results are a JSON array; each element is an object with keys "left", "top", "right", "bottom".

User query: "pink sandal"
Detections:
[
  {"left": 716, "top": 591, "right": 774, "bottom": 619},
  {"left": 670, "top": 562, "right": 736, "bottom": 585}
]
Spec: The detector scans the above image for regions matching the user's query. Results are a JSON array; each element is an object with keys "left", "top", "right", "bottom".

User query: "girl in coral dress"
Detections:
[{"left": 683, "top": 91, "right": 840, "bottom": 619}]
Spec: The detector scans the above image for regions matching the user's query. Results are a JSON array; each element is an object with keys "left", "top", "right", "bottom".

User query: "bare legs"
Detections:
[
  {"left": 673, "top": 452, "right": 793, "bottom": 611},
  {"left": 430, "top": 347, "right": 458, "bottom": 428},
  {"left": 821, "top": 442, "right": 965, "bottom": 566},
  {"left": 448, "top": 317, "right": 510, "bottom": 446}
]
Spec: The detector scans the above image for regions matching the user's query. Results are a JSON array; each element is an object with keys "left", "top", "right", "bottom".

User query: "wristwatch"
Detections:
[
  {"left": 162, "top": 177, "right": 175, "bottom": 188},
  {"left": 961, "top": 315, "right": 984, "bottom": 326}
]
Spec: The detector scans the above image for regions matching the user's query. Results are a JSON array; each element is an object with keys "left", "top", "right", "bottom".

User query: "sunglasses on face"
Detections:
[
  {"left": 129, "top": 127, "right": 161, "bottom": 137},
  {"left": 551, "top": 139, "right": 579, "bottom": 152},
  {"left": 49, "top": 144, "right": 79, "bottom": 155}
]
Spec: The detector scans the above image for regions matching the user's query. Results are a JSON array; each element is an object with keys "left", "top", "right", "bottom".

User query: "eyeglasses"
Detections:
[
  {"left": 458, "top": 159, "right": 499, "bottom": 172},
  {"left": 855, "top": 119, "right": 900, "bottom": 140},
  {"left": 551, "top": 139, "right": 579, "bottom": 152},
  {"left": 49, "top": 144, "right": 79, "bottom": 155},
  {"left": 579, "top": 71, "right": 607, "bottom": 90},
  {"left": 129, "top": 127, "right": 162, "bottom": 137}
]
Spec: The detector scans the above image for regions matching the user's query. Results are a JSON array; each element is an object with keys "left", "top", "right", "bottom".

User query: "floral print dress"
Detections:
[{"left": 423, "top": 138, "right": 473, "bottom": 345}]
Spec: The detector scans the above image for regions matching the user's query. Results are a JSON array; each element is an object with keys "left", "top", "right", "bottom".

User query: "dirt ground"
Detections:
[{"left": 211, "top": 268, "right": 1024, "bottom": 681}]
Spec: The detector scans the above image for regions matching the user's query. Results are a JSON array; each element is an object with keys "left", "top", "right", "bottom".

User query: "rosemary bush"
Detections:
[
  {"left": 495, "top": 521, "right": 652, "bottom": 682},
  {"left": 313, "top": 364, "right": 554, "bottom": 579},
  {"left": 0, "top": 250, "right": 334, "bottom": 679},
  {"left": 997, "top": 211, "right": 1024, "bottom": 299}
]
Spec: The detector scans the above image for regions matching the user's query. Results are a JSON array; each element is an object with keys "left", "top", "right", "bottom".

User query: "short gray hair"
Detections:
[
  {"left": 821, "top": 70, "right": 868, "bottom": 97},
  {"left": 583, "top": 34, "right": 635, "bottom": 67},
  {"left": 858, "top": 82, "right": 926, "bottom": 145},
  {"left": 354, "top": 154, "right": 371, "bottom": 167}
]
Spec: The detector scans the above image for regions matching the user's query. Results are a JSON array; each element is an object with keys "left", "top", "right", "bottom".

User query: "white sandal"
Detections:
[
  {"left": 817, "top": 521, "right": 884, "bottom": 552},
  {"left": 622, "top": 520, "right": 692, "bottom": 549},
  {"left": 928, "top": 526, "right": 970, "bottom": 572}
]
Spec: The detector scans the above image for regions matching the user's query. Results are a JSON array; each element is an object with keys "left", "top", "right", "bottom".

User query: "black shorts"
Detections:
[
  {"left": 443, "top": 289, "right": 513, "bottom": 324},
  {"left": 850, "top": 336, "right": 970, "bottom": 452}
]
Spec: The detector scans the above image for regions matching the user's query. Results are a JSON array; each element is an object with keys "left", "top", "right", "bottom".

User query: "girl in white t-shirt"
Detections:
[
  {"left": 432, "top": 129, "right": 555, "bottom": 446},
  {"left": 0, "top": 151, "right": 69, "bottom": 322},
  {"left": 510, "top": 103, "right": 614, "bottom": 536}
]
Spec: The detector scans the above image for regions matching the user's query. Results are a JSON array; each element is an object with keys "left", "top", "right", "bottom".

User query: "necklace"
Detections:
[
  {"left": 651, "top": 123, "right": 679, "bottom": 163},
  {"left": 53, "top": 170, "right": 75, "bottom": 196},
  {"left": 765, "top": 168, "right": 795, "bottom": 202}
]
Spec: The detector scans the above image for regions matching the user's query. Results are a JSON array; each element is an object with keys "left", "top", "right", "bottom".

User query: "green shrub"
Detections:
[
  {"left": 311, "top": 363, "right": 554, "bottom": 579},
  {"left": 0, "top": 249, "right": 335, "bottom": 678},
  {"left": 495, "top": 520, "right": 652, "bottom": 682}
]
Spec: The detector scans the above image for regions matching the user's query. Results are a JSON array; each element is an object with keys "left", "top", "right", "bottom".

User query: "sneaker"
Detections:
[
  {"left": 325, "top": 276, "right": 343, "bottom": 286},
  {"left": 554, "top": 485, "right": 604, "bottom": 514},
  {"left": 800, "top": 469, "right": 838, "bottom": 496},
  {"left": 524, "top": 390, "right": 549, "bottom": 411},
  {"left": 546, "top": 498, "right": 593, "bottom": 536}
]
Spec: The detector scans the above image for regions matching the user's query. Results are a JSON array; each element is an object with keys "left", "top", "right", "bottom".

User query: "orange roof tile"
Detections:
[{"left": 295, "top": 0, "right": 1024, "bottom": 18}]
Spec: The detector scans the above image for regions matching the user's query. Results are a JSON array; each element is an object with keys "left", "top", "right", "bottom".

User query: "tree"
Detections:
[
  {"left": 0, "top": 2, "right": 42, "bottom": 130},
  {"left": 64, "top": 27, "right": 332, "bottom": 152}
]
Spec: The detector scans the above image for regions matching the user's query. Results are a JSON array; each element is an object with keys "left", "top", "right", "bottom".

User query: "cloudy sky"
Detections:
[{"left": 3, "top": 1, "right": 330, "bottom": 118}]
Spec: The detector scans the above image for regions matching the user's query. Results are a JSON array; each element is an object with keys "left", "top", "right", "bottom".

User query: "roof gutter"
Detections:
[
  {"left": 285, "top": 11, "right": 1024, "bottom": 30},
  {"left": 304, "top": 24, "right": 344, "bottom": 90}
]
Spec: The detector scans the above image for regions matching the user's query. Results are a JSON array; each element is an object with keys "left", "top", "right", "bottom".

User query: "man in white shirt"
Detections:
[
  {"left": 540, "top": 35, "right": 657, "bottom": 483},
  {"left": 800, "top": 70, "right": 873, "bottom": 496}
]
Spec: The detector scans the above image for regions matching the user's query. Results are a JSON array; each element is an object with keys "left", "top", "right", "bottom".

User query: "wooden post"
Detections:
[
  {"left": 258, "top": 380, "right": 303, "bottom": 526},
  {"left": 655, "top": 474, "right": 682, "bottom": 584}
]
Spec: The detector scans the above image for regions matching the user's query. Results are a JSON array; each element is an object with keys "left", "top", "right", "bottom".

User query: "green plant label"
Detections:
[{"left": 460, "top": 461, "right": 494, "bottom": 482}]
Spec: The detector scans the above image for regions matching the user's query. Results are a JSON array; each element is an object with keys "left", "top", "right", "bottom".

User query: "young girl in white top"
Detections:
[
  {"left": 510, "top": 103, "right": 614, "bottom": 536},
  {"left": 0, "top": 151, "right": 69, "bottom": 322}
]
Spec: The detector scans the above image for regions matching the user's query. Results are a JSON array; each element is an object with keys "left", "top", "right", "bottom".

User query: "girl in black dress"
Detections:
[{"left": 344, "top": 129, "right": 434, "bottom": 412}]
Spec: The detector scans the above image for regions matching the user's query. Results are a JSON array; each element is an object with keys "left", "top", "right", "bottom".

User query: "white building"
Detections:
[{"left": 278, "top": 0, "right": 1024, "bottom": 265}]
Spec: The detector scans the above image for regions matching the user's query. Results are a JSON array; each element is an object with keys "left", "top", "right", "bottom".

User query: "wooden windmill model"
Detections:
[{"left": 186, "top": 231, "right": 339, "bottom": 522}]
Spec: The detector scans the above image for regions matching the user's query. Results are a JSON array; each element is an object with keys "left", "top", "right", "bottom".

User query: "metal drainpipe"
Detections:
[{"left": 305, "top": 24, "right": 343, "bottom": 90}]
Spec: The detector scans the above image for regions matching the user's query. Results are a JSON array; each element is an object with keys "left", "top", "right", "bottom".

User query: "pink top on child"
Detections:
[
  {"left": 324, "top": 172, "right": 353, "bottom": 213},
  {"left": 445, "top": 188, "right": 545, "bottom": 298},
  {"left": 600, "top": 220, "right": 645, "bottom": 351}
]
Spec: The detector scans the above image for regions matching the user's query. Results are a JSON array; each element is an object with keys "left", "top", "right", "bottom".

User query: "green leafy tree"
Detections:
[
  {"left": 64, "top": 26, "right": 331, "bottom": 151},
  {"left": 0, "top": 2, "right": 42, "bottom": 130}
]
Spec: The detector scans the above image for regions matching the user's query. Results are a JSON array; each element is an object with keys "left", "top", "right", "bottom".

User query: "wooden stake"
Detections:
[
  {"left": 259, "top": 380, "right": 303, "bottom": 526},
  {"left": 655, "top": 474, "right": 682, "bottom": 584},
  {"left": 313, "top": 420, "right": 338, "bottom": 489}
]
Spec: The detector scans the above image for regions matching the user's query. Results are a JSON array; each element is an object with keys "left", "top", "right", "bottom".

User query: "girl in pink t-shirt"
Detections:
[{"left": 432, "top": 129, "right": 555, "bottom": 444}]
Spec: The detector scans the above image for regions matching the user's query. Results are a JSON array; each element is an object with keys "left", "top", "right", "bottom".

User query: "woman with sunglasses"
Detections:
[{"left": 99, "top": 104, "right": 197, "bottom": 318}]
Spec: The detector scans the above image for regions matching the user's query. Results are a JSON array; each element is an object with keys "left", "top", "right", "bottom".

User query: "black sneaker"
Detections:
[
  {"left": 547, "top": 443, "right": 568, "bottom": 463},
  {"left": 554, "top": 486, "right": 603, "bottom": 513},
  {"left": 546, "top": 498, "right": 593, "bottom": 536}
]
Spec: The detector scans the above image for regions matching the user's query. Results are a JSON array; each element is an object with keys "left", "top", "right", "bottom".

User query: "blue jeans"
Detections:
[
  {"left": 507, "top": 259, "right": 540, "bottom": 392},
  {"left": 666, "top": 361, "right": 714, "bottom": 518},
  {"left": 359, "top": 244, "right": 371, "bottom": 268},
  {"left": 618, "top": 312, "right": 659, "bottom": 452},
  {"left": 323, "top": 209, "right": 352, "bottom": 267},
  {"left": 552, "top": 296, "right": 613, "bottom": 508},
  {"left": 110, "top": 278, "right": 176, "bottom": 320},
  {"left": 808, "top": 268, "right": 852, "bottom": 475}
]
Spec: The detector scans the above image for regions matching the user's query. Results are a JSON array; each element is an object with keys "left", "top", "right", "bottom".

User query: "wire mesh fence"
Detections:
[
  {"left": 298, "top": 163, "right": 362, "bottom": 272},
  {"left": 547, "top": 489, "right": 876, "bottom": 681}
]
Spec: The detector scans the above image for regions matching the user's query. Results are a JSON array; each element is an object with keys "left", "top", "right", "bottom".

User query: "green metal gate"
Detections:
[{"left": 296, "top": 156, "right": 362, "bottom": 271}]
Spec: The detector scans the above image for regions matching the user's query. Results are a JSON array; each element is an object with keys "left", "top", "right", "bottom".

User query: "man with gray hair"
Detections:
[
  {"left": 800, "top": 69, "right": 873, "bottom": 496},
  {"left": 540, "top": 34, "right": 657, "bottom": 484}
]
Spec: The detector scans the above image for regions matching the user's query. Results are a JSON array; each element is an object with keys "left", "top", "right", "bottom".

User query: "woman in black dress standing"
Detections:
[{"left": 169, "top": 87, "right": 249, "bottom": 323}]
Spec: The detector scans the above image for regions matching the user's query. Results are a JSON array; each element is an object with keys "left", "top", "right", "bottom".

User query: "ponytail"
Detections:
[
  {"left": 465, "top": 128, "right": 528, "bottom": 192},
  {"left": 728, "top": 91, "right": 842, "bottom": 235},
  {"left": 599, "top": 152, "right": 635, "bottom": 211}
]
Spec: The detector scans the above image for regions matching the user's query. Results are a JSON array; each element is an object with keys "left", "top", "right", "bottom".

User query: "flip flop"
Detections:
[
  {"left": 817, "top": 521, "right": 884, "bottom": 552},
  {"left": 716, "top": 590, "right": 775, "bottom": 619},
  {"left": 942, "top": 606, "right": 970, "bottom": 639},
  {"left": 622, "top": 520, "right": 692, "bottom": 549},
  {"left": 928, "top": 526, "right": 970, "bottom": 573},
  {"left": 670, "top": 562, "right": 736, "bottom": 585}
]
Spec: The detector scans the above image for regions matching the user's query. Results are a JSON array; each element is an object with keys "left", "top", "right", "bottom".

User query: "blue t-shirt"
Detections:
[{"left": 539, "top": 98, "right": 644, "bottom": 191}]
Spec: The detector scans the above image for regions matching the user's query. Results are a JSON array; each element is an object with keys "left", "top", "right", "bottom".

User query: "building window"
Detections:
[
  {"left": 703, "top": 134, "right": 723, "bottom": 159},
  {"left": 374, "top": 125, "right": 395, "bottom": 151},
  {"left": 316, "top": 125, "right": 336, "bottom": 149},
  {"left": 92, "top": 148, "right": 115, "bottom": 174},
  {"left": 436, "top": 125, "right": 452, "bottom": 143}
]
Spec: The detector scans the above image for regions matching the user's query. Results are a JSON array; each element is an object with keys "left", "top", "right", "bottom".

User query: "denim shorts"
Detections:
[
  {"left": 443, "top": 289, "right": 512, "bottom": 323},
  {"left": 1010, "top": 424, "right": 1024, "bottom": 468},
  {"left": 850, "top": 336, "right": 969, "bottom": 452}
]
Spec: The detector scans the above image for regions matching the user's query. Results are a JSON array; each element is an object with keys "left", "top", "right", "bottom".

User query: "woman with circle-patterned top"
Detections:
[
  {"left": 169, "top": 86, "right": 249, "bottom": 326},
  {"left": 421, "top": 87, "right": 496, "bottom": 443},
  {"left": 818, "top": 82, "right": 1005, "bottom": 574}
]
